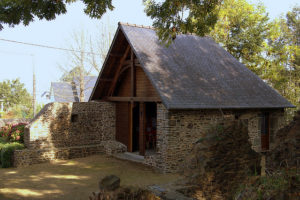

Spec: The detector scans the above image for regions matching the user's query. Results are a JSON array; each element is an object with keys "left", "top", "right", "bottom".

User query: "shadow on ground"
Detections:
[{"left": 0, "top": 154, "right": 180, "bottom": 200}]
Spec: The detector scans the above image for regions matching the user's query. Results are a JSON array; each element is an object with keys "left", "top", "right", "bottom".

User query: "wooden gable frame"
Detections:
[{"left": 89, "top": 27, "right": 161, "bottom": 103}]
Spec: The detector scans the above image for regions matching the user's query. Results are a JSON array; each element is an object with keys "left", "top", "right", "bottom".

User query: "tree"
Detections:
[
  {"left": 144, "top": 0, "right": 222, "bottom": 44},
  {"left": 0, "top": 0, "right": 222, "bottom": 45},
  {"left": 0, "top": 78, "right": 36, "bottom": 118},
  {"left": 0, "top": 79, "right": 31, "bottom": 111},
  {"left": 0, "top": 0, "right": 114, "bottom": 30},
  {"left": 262, "top": 6, "right": 300, "bottom": 116},
  {"left": 209, "top": 0, "right": 269, "bottom": 73},
  {"left": 59, "top": 21, "right": 114, "bottom": 102}
]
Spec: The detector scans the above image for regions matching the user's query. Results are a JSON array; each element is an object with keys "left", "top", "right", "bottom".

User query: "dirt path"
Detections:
[{"left": 0, "top": 155, "right": 180, "bottom": 200}]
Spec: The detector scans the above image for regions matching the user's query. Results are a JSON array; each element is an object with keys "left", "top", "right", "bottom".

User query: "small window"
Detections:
[{"left": 71, "top": 114, "right": 78, "bottom": 122}]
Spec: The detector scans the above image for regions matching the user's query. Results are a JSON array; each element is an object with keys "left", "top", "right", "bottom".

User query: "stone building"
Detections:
[
  {"left": 19, "top": 23, "right": 294, "bottom": 173},
  {"left": 89, "top": 23, "right": 294, "bottom": 172}
]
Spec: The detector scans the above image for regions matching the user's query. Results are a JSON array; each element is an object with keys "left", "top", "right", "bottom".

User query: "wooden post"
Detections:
[
  {"left": 139, "top": 102, "right": 146, "bottom": 156},
  {"left": 128, "top": 102, "right": 133, "bottom": 152},
  {"left": 131, "top": 50, "right": 135, "bottom": 97}
]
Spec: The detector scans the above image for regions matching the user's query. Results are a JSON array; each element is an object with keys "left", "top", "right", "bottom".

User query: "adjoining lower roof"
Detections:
[
  {"left": 73, "top": 76, "right": 98, "bottom": 102},
  {"left": 51, "top": 76, "right": 97, "bottom": 102},
  {"left": 91, "top": 23, "right": 294, "bottom": 109},
  {"left": 51, "top": 82, "right": 76, "bottom": 102}
]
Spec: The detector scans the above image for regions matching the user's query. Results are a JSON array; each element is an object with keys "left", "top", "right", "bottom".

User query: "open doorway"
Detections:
[{"left": 132, "top": 102, "right": 157, "bottom": 155}]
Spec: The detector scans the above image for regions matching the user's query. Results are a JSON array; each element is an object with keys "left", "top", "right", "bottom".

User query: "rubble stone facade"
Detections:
[
  {"left": 14, "top": 102, "right": 117, "bottom": 167},
  {"left": 144, "top": 103, "right": 285, "bottom": 173},
  {"left": 14, "top": 101, "right": 286, "bottom": 172}
]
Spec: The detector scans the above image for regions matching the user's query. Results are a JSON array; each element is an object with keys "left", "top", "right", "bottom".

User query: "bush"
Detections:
[
  {"left": 0, "top": 142, "right": 24, "bottom": 168},
  {"left": 0, "top": 137, "right": 6, "bottom": 144},
  {"left": 0, "top": 123, "right": 28, "bottom": 143}
]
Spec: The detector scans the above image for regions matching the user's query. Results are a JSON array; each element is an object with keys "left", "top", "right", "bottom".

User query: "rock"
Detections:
[{"left": 99, "top": 175, "right": 120, "bottom": 191}]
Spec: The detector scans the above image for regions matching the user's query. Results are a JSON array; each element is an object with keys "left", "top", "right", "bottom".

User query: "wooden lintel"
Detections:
[{"left": 105, "top": 96, "right": 161, "bottom": 102}]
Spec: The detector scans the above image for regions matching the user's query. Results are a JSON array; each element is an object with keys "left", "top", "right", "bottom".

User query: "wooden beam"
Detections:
[
  {"left": 108, "top": 45, "right": 131, "bottom": 96},
  {"left": 105, "top": 96, "right": 161, "bottom": 102},
  {"left": 139, "top": 102, "right": 146, "bottom": 156},
  {"left": 123, "top": 59, "right": 140, "bottom": 66}
]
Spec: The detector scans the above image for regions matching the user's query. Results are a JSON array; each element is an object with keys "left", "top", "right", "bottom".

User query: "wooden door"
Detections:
[{"left": 116, "top": 102, "right": 130, "bottom": 150}]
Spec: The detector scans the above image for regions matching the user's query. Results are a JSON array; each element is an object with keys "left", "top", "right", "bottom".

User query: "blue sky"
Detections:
[{"left": 0, "top": 0, "right": 298, "bottom": 104}]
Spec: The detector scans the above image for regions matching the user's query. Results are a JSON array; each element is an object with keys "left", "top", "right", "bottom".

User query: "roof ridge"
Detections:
[
  {"left": 118, "top": 22, "right": 155, "bottom": 30},
  {"left": 118, "top": 22, "right": 201, "bottom": 36}
]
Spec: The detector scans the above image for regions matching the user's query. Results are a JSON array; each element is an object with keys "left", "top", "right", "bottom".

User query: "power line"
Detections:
[{"left": 0, "top": 38, "right": 100, "bottom": 55}]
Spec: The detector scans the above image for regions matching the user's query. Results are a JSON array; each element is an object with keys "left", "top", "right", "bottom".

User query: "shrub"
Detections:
[
  {"left": 0, "top": 137, "right": 6, "bottom": 144},
  {"left": 10, "top": 123, "right": 27, "bottom": 143},
  {"left": 0, "top": 142, "right": 24, "bottom": 168},
  {"left": 0, "top": 123, "right": 28, "bottom": 143}
]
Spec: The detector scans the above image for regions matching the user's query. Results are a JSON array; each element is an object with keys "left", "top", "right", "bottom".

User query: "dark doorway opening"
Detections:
[
  {"left": 132, "top": 103, "right": 139, "bottom": 152},
  {"left": 131, "top": 102, "right": 157, "bottom": 155},
  {"left": 145, "top": 102, "right": 157, "bottom": 151}
]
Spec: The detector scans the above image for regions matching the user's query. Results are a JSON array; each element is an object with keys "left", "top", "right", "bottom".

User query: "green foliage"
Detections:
[
  {"left": 144, "top": 0, "right": 222, "bottom": 44},
  {"left": 0, "top": 0, "right": 114, "bottom": 30},
  {"left": 0, "top": 78, "right": 32, "bottom": 112},
  {"left": 0, "top": 123, "right": 28, "bottom": 143},
  {"left": 0, "top": 137, "right": 6, "bottom": 144},
  {"left": 261, "top": 6, "right": 300, "bottom": 118},
  {"left": 209, "top": 1, "right": 299, "bottom": 119},
  {"left": 235, "top": 169, "right": 299, "bottom": 199},
  {"left": 210, "top": 0, "right": 269, "bottom": 72},
  {"left": 0, "top": 142, "right": 24, "bottom": 168}
]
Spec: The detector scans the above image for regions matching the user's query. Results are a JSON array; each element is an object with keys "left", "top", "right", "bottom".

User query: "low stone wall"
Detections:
[
  {"left": 24, "top": 102, "right": 115, "bottom": 149},
  {"left": 14, "top": 140, "right": 126, "bottom": 167},
  {"left": 13, "top": 144, "right": 104, "bottom": 167},
  {"left": 145, "top": 103, "right": 285, "bottom": 173},
  {"left": 0, "top": 118, "right": 31, "bottom": 128},
  {"left": 13, "top": 101, "right": 119, "bottom": 167}
]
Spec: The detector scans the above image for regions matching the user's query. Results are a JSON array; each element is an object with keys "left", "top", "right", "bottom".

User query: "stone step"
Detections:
[{"left": 114, "top": 152, "right": 144, "bottom": 163}]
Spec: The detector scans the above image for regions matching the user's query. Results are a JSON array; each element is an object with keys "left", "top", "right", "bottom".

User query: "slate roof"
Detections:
[
  {"left": 51, "top": 82, "right": 76, "bottom": 102},
  {"left": 91, "top": 23, "right": 294, "bottom": 109},
  {"left": 51, "top": 76, "right": 97, "bottom": 102},
  {"left": 73, "top": 76, "right": 98, "bottom": 102}
]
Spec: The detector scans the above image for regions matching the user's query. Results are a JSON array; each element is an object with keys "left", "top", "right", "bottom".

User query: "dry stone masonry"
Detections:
[
  {"left": 14, "top": 102, "right": 119, "bottom": 167},
  {"left": 144, "top": 103, "right": 286, "bottom": 173}
]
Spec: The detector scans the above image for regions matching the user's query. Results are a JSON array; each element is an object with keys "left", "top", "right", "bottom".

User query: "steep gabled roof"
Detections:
[{"left": 90, "top": 23, "right": 294, "bottom": 109}]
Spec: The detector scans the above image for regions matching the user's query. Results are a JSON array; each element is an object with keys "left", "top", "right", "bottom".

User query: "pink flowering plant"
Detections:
[{"left": 0, "top": 123, "right": 28, "bottom": 143}]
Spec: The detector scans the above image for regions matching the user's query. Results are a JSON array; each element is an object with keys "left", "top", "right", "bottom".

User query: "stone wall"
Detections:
[
  {"left": 24, "top": 102, "right": 115, "bottom": 149},
  {"left": 14, "top": 144, "right": 105, "bottom": 167},
  {"left": 0, "top": 118, "right": 31, "bottom": 128},
  {"left": 145, "top": 103, "right": 285, "bottom": 173},
  {"left": 13, "top": 140, "right": 126, "bottom": 167},
  {"left": 13, "top": 101, "right": 118, "bottom": 167}
]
